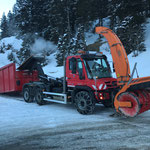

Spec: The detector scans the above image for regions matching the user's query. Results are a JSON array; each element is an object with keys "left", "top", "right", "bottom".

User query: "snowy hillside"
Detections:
[
  {"left": 128, "top": 18, "right": 150, "bottom": 78},
  {"left": 0, "top": 19, "right": 150, "bottom": 78},
  {"left": 91, "top": 18, "right": 150, "bottom": 78},
  {"left": 0, "top": 36, "right": 22, "bottom": 67}
]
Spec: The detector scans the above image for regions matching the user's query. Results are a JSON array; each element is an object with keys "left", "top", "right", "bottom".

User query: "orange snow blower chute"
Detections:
[{"left": 96, "top": 26, "right": 150, "bottom": 117}]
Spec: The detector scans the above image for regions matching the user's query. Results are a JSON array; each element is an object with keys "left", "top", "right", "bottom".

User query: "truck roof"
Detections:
[
  {"left": 81, "top": 54, "right": 107, "bottom": 59},
  {"left": 67, "top": 53, "right": 107, "bottom": 60}
]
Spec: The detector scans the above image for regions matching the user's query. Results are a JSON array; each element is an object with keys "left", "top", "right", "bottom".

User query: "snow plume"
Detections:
[
  {"left": 30, "top": 38, "right": 57, "bottom": 65},
  {"left": 31, "top": 38, "right": 56, "bottom": 56}
]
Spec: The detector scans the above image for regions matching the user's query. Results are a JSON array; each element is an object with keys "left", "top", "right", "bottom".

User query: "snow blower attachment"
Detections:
[{"left": 96, "top": 26, "right": 150, "bottom": 117}]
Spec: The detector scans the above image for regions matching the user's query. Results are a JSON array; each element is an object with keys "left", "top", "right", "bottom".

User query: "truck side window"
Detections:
[
  {"left": 77, "top": 59, "right": 84, "bottom": 80},
  {"left": 69, "top": 57, "right": 77, "bottom": 74},
  {"left": 69, "top": 59, "right": 73, "bottom": 70},
  {"left": 77, "top": 59, "right": 83, "bottom": 72}
]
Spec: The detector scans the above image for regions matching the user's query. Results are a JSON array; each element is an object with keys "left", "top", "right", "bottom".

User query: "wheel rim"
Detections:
[
  {"left": 37, "top": 93, "right": 42, "bottom": 102},
  {"left": 75, "top": 91, "right": 92, "bottom": 111},
  {"left": 24, "top": 90, "right": 29, "bottom": 100},
  {"left": 78, "top": 99, "right": 87, "bottom": 110}
]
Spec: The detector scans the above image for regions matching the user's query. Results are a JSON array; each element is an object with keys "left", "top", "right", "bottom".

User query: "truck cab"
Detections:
[{"left": 65, "top": 52, "right": 118, "bottom": 114}]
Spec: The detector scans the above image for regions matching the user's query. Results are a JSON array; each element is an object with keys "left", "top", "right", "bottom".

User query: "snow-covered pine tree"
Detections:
[
  {"left": 89, "top": 0, "right": 109, "bottom": 26},
  {"left": 7, "top": 51, "right": 17, "bottom": 63},
  {"left": 56, "top": 36, "right": 65, "bottom": 66},
  {"left": 109, "top": 0, "right": 146, "bottom": 55},
  {"left": 69, "top": 0, "right": 78, "bottom": 34},
  {"left": 76, "top": 0, "right": 91, "bottom": 28},
  {"left": 0, "top": 13, "right": 9, "bottom": 39},
  {"left": 75, "top": 25, "right": 86, "bottom": 51},
  {"left": 70, "top": 37, "right": 77, "bottom": 55},
  {"left": 41, "top": 0, "right": 63, "bottom": 43},
  {"left": 7, "top": 11, "right": 18, "bottom": 37},
  {"left": 16, "top": 33, "right": 35, "bottom": 63},
  {"left": 132, "top": 24, "right": 146, "bottom": 56},
  {"left": 15, "top": 0, "right": 35, "bottom": 34},
  {"left": 56, "top": 29, "right": 71, "bottom": 66},
  {"left": 0, "top": 43, "right": 5, "bottom": 53}
]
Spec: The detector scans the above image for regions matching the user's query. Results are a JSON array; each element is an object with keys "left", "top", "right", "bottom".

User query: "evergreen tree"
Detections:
[
  {"left": 7, "top": 11, "right": 18, "bottom": 36},
  {"left": 0, "top": 43, "right": 5, "bottom": 53},
  {"left": 109, "top": 0, "right": 146, "bottom": 54},
  {"left": 15, "top": 0, "right": 42, "bottom": 34},
  {"left": 7, "top": 51, "right": 17, "bottom": 63},
  {"left": 56, "top": 36, "right": 66, "bottom": 66},
  {"left": 75, "top": 25, "right": 86, "bottom": 51},
  {"left": 15, "top": 0, "right": 31, "bottom": 34},
  {"left": 16, "top": 33, "right": 35, "bottom": 63},
  {"left": 56, "top": 30, "right": 71, "bottom": 66},
  {"left": 42, "top": 0, "right": 60, "bottom": 43},
  {"left": 0, "top": 13, "right": 9, "bottom": 38},
  {"left": 90, "top": 0, "right": 109, "bottom": 26},
  {"left": 70, "top": 38, "right": 77, "bottom": 55},
  {"left": 76, "top": 0, "right": 92, "bottom": 28}
]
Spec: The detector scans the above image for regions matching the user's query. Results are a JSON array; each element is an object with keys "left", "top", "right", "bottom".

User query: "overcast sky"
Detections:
[{"left": 0, "top": 0, "right": 16, "bottom": 19}]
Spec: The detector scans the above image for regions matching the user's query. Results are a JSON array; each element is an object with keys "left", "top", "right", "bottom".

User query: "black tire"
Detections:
[
  {"left": 74, "top": 91, "right": 95, "bottom": 114},
  {"left": 35, "top": 88, "right": 45, "bottom": 105},
  {"left": 23, "top": 87, "right": 33, "bottom": 103}
]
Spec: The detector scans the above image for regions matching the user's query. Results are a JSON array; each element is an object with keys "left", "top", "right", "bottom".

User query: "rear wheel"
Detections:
[
  {"left": 35, "top": 88, "right": 45, "bottom": 105},
  {"left": 23, "top": 87, "right": 33, "bottom": 103},
  {"left": 74, "top": 91, "right": 95, "bottom": 114}
]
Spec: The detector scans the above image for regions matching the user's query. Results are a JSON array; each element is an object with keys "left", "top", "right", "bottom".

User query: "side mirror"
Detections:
[{"left": 113, "top": 63, "right": 115, "bottom": 72}]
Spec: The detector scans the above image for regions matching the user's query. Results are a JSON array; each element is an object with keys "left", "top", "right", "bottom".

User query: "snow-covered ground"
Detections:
[
  {"left": 1, "top": 96, "right": 150, "bottom": 149},
  {"left": 0, "top": 95, "right": 114, "bottom": 148}
]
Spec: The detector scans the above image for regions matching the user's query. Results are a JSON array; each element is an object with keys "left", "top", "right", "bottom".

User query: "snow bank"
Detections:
[
  {"left": 0, "top": 51, "right": 11, "bottom": 68},
  {"left": 1, "top": 36, "right": 22, "bottom": 50},
  {"left": 0, "top": 36, "right": 23, "bottom": 67},
  {"left": 85, "top": 32, "right": 99, "bottom": 45},
  {"left": 43, "top": 54, "right": 64, "bottom": 78}
]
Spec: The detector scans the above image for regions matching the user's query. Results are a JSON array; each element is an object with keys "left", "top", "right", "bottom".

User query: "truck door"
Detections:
[{"left": 67, "top": 57, "right": 85, "bottom": 87}]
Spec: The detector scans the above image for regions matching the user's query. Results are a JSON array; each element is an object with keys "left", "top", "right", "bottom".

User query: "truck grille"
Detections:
[{"left": 105, "top": 81, "right": 117, "bottom": 88}]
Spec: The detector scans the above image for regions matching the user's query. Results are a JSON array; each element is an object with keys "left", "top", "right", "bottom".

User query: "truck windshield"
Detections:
[{"left": 83, "top": 58, "right": 112, "bottom": 79}]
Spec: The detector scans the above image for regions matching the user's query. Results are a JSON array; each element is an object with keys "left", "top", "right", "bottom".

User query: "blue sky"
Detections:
[{"left": 0, "top": 0, "right": 16, "bottom": 19}]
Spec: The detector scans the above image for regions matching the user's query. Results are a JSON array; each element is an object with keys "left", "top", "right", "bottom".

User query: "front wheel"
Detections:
[{"left": 74, "top": 91, "right": 95, "bottom": 114}]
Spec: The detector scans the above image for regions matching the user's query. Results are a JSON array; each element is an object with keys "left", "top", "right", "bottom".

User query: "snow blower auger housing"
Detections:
[{"left": 96, "top": 26, "right": 150, "bottom": 117}]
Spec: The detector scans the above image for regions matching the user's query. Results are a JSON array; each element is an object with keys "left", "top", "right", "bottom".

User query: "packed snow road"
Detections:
[{"left": 1, "top": 95, "right": 150, "bottom": 150}]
